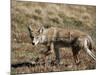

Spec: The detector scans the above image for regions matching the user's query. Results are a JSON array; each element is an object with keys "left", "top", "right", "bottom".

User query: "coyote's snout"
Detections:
[{"left": 28, "top": 25, "right": 96, "bottom": 64}]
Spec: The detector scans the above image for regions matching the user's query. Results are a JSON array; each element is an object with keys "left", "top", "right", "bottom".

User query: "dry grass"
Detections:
[{"left": 11, "top": 0, "right": 96, "bottom": 74}]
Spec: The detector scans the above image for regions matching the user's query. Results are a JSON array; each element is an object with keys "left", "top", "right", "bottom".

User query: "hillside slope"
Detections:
[{"left": 11, "top": 0, "right": 96, "bottom": 74}]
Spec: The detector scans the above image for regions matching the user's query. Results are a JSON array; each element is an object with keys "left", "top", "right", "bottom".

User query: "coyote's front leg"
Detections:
[
  {"left": 45, "top": 42, "right": 54, "bottom": 55},
  {"left": 53, "top": 45, "right": 61, "bottom": 64}
]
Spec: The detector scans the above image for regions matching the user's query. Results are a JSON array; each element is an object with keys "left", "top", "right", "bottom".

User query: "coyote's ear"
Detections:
[
  {"left": 39, "top": 26, "right": 45, "bottom": 33},
  {"left": 28, "top": 25, "right": 33, "bottom": 32}
]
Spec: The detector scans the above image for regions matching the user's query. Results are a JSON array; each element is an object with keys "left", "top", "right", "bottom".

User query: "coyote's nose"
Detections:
[{"left": 32, "top": 42, "right": 35, "bottom": 45}]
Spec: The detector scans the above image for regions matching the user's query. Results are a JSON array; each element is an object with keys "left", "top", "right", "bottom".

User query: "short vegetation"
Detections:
[{"left": 11, "top": 0, "right": 96, "bottom": 74}]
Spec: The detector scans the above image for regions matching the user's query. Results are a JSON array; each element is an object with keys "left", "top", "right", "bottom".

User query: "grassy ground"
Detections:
[{"left": 11, "top": 0, "right": 96, "bottom": 74}]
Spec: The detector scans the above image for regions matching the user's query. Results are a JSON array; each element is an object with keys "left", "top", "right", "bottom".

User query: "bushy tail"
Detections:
[{"left": 83, "top": 36, "right": 96, "bottom": 60}]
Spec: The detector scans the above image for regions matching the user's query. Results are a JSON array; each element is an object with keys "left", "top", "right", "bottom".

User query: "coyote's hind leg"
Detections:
[{"left": 72, "top": 46, "right": 81, "bottom": 64}]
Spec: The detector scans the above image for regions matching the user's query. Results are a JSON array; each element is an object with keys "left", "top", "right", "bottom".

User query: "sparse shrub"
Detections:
[{"left": 35, "top": 9, "right": 42, "bottom": 14}]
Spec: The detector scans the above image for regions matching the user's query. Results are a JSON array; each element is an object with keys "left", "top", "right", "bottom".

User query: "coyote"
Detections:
[{"left": 28, "top": 25, "right": 96, "bottom": 64}]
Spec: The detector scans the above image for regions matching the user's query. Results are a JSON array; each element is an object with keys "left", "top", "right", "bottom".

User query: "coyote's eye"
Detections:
[{"left": 32, "top": 36, "right": 34, "bottom": 40}]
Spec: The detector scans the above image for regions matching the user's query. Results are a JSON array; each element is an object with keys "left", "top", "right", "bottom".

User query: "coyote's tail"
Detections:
[{"left": 83, "top": 35, "right": 96, "bottom": 60}]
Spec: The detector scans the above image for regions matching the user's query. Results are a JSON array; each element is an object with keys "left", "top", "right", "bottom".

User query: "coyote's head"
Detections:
[{"left": 28, "top": 25, "right": 47, "bottom": 45}]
